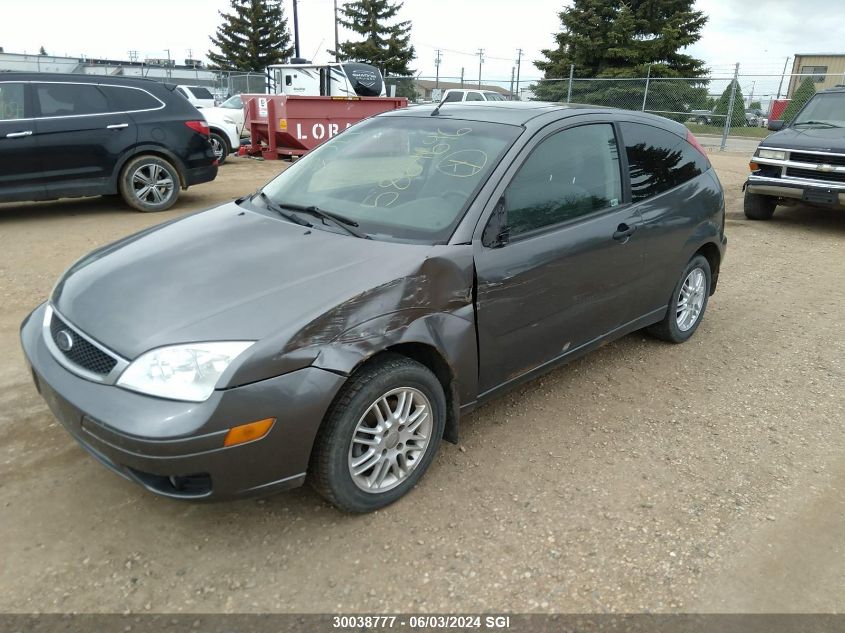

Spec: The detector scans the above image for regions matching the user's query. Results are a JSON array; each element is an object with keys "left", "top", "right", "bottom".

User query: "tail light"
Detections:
[
  {"left": 185, "top": 120, "right": 210, "bottom": 136},
  {"left": 686, "top": 130, "right": 707, "bottom": 157}
]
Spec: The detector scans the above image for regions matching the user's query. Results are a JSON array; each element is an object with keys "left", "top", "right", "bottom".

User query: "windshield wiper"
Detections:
[
  {"left": 794, "top": 120, "right": 843, "bottom": 128},
  {"left": 254, "top": 191, "right": 313, "bottom": 228},
  {"left": 274, "top": 200, "right": 370, "bottom": 239}
]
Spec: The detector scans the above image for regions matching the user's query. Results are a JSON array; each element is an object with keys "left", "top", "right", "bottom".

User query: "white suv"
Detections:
[{"left": 440, "top": 89, "right": 508, "bottom": 103}]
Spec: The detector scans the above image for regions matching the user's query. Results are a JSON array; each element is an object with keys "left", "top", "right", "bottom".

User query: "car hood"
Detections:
[
  {"left": 761, "top": 126, "right": 845, "bottom": 152},
  {"left": 51, "top": 203, "right": 464, "bottom": 361}
]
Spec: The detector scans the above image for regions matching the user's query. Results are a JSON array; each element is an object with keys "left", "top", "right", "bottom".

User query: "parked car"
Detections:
[
  {"left": 0, "top": 74, "right": 218, "bottom": 211},
  {"left": 175, "top": 85, "right": 216, "bottom": 109},
  {"left": 21, "top": 102, "right": 726, "bottom": 512},
  {"left": 690, "top": 109, "right": 714, "bottom": 125},
  {"left": 201, "top": 94, "right": 247, "bottom": 137},
  {"left": 440, "top": 89, "right": 508, "bottom": 103},
  {"left": 745, "top": 87, "right": 845, "bottom": 219},
  {"left": 200, "top": 108, "right": 240, "bottom": 164}
]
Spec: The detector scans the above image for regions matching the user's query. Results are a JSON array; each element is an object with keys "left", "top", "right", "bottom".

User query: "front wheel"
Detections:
[
  {"left": 310, "top": 354, "right": 446, "bottom": 513},
  {"left": 648, "top": 255, "right": 712, "bottom": 344},
  {"left": 209, "top": 132, "right": 229, "bottom": 165},
  {"left": 119, "top": 155, "right": 180, "bottom": 212},
  {"left": 744, "top": 190, "right": 777, "bottom": 220}
]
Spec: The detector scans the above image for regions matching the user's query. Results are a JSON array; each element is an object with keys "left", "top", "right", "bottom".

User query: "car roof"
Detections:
[
  {"left": 385, "top": 101, "right": 687, "bottom": 133},
  {"left": 0, "top": 72, "right": 167, "bottom": 87}
]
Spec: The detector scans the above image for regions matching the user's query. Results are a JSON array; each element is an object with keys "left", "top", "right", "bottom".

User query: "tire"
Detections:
[
  {"left": 647, "top": 255, "right": 712, "bottom": 344},
  {"left": 119, "top": 155, "right": 180, "bottom": 212},
  {"left": 209, "top": 132, "right": 229, "bottom": 165},
  {"left": 744, "top": 190, "right": 777, "bottom": 220},
  {"left": 310, "top": 354, "right": 446, "bottom": 513}
]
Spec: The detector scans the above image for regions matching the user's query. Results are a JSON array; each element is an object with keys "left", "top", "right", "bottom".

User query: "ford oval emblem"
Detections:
[{"left": 56, "top": 330, "right": 74, "bottom": 352}]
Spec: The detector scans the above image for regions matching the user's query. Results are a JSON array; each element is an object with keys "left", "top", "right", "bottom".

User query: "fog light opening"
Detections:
[{"left": 223, "top": 418, "right": 275, "bottom": 447}]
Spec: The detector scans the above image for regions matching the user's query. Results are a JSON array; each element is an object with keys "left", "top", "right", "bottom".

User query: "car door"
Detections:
[
  {"left": 0, "top": 81, "right": 46, "bottom": 201},
  {"left": 474, "top": 121, "right": 645, "bottom": 394},
  {"left": 617, "top": 121, "right": 713, "bottom": 317},
  {"left": 33, "top": 81, "right": 138, "bottom": 197}
]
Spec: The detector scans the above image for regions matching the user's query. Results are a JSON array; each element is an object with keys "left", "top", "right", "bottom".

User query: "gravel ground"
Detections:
[{"left": 0, "top": 153, "right": 843, "bottom": 614}]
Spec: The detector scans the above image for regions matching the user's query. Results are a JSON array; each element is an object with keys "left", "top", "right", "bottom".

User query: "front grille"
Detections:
[
  {"left": 790, "top": 152, "right": 845, "bottom": 167},
  {"left": 49, "top": 312, "right": 118, "bottom": 375},
  {"left": 785, "top": 167, "right": 845, "bottom": 184}
]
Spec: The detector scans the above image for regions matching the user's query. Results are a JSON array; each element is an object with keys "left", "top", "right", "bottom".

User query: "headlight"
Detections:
[
  {"left": 117, "top": 342, "right": 254, "bottom": 402},
  {"left": 757, "top": 149, "right": 786, "bottom": 161}
]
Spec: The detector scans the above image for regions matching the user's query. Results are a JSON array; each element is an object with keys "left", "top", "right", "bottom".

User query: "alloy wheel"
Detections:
[
  {"left": 676, "top": 267, "right": 706, "bottom": 331},
  {"left": 348, "top": 387, "right": 433, "bottom": 493},
  {"left": 131, "top": 163, "right": 175, "bottom": 205}
]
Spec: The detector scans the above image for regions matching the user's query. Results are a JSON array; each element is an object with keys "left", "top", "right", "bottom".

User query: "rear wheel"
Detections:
[
  {"left": 744, "top": 190, "right": 777, "bottom": 220},
  {"left": 119, "top": 155, "right": 180, "bottom": 212},
  {"left": 209, "top": 132, "right": 229, "bottom": 165},
  {"left": 648, "top": 255, "right": 712, "bottom": 344},
  {"left": 310, "top": 354, "right": 446, "bottom": 513}
]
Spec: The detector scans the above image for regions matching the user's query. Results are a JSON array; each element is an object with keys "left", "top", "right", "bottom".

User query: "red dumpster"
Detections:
[{"left": 241, "top": 95, "right": 407, "bottom": 160}]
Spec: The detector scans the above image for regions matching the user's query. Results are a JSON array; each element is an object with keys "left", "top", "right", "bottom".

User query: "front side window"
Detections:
[
  {"left": 36, "top": 83, "right": 109, "bottom": 117},
  {"left": 442, "top": 91, "right": 463, "bottom": 103},
  {"left": 505, "top": 124, "right": 622, "bottom": 237},
  {"left": 0, "top": 83, "right": 25, "bottom": 120},
  {"left": 259, "top": 116, "right": 521, "bottom": 243},
  {"left": 620, "top": 122, "right": 708, "bottom": 202}
]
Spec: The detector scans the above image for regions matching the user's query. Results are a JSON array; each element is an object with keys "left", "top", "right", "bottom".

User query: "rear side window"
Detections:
[
  {"left": 188, "top": 87, "right": 214, "bottom": 99},
  {"left": 100, "top": 85, "right": 162, "bottom": 112},
  {"left": 0, "top": 83, "right": 26, "bottom": 120},
  {"left": 466, "top": 92, "right": 484, "bottom": 101},
  {"left": 442, "top": 91, "right": 463, "bottom": 103},
  {"left": 506, "top": 123, "right": 622, "bottom": 236},
  {"left": 620, "top": 122, "right": 709, "bottom": 202},
  {"left": 35, "top": 83, "right": 108, "bottom": 117}
]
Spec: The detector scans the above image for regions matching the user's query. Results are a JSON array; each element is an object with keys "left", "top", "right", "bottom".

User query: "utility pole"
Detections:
[
  {"left": 477, "top": 49, "right": 484, "bottom": 88},
  {"left": 165, "top": 49, "right": 172, "bottom": 78},
  {"left": 460, "top": 67, "right": 464, "bottom": 89},
  {"left": 509, "top": 66, "right": 515, "bottom": 99},
  {"left": 435, "top": 49, "right": 442, "bottom": 89},
  {"left": 776, "top": 56, "right": 790, "bottom": 99},
  {"left": 515, "top": 48, "right": 523, "bottom": 101},
  {"left": 293, "top": 0, "right": 301, "bottom": 59},
  {"left": 333, "top": 0, "right": 340, "bottom": 62},
  {"left": 720, "top": 62, "right": 740, "bottom": 152}
]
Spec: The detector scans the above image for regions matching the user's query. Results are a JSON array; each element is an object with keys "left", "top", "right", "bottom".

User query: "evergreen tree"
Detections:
[
  {"left": 713, "top": 80, "right": 746, "bottom": 127},
  {"left": 39, "top": 46, "right": 48, "bottom": 56},
  {"left": 781, "top": 77, "right": 816, "bottom": 122},
  {"left": 335, "top": 0, "right": 415, "bottom": 77},
  {"left": 534, "top": 0, "right": 708, "bottom": 105},
  {"left": 208, "top": 0, "right": 293, "bottom": 71}
]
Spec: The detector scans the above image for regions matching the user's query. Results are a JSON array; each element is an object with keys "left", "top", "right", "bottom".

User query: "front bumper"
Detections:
[
  {"left": 20, "top": 303, "right": 346, "bottom": 501},
  {"left": 746, "top": 175, "right": 845, "bottom": 207}
]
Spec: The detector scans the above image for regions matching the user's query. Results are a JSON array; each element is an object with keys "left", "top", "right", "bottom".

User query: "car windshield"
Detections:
[
  {"left": 793, "top": 93, "right": 845, "bottom": 127},
  {"left": 259, "top": 116, "right": 520, "bottom": 243},
  {"left": 221, "top": 95, "right": 242, "bottom": 109}
]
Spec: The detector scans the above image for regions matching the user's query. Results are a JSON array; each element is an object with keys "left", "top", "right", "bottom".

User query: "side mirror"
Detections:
[
  {"left": 482, "top": 197, "right": 510, "bottom": 248},
  {"left": 767, "top": 119, "right": 785, "bottom": 131}
]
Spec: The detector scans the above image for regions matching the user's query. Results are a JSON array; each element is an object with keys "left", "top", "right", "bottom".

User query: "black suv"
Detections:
[
  {"left": 0, "top": 73, "right": 218, "bottom": 212},
  {"left": 745, "top": 87, "right": 845, "bottom": 219}
]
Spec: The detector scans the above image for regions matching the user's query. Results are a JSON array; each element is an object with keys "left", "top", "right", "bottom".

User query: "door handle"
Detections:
[
  {"left": 6, "top": 130, "right": 33, "bottom": 138},
  {"left": 612, "top": 223, "right": 637, "bottom": 241},
  {"left": 106, "top": 123, "right": 129, "bottom": 130}
]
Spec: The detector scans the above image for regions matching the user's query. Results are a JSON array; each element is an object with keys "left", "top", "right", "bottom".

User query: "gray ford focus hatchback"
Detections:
[{"left": 21, "top": 102, "right": 726, "bottom": 512}]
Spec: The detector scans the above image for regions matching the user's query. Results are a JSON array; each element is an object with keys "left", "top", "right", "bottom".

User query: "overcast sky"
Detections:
[{"left": 1, "top": 0, "right": 839, "bottom": 91}]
